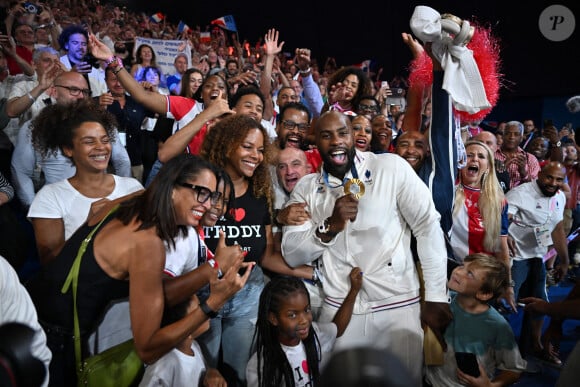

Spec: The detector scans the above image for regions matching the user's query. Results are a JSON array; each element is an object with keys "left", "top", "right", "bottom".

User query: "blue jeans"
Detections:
[
  {"left": 144, "top": 159, "right": 163, "bottom": 188},
  {"left": 197, "top": 265, "right": 264, "bottom": 385},
  {"left": 511, "top": 258, "right": 548, "bottom": 321}
]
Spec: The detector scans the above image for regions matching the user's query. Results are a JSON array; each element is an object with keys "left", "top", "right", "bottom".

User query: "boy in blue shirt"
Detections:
[{"left": 425, "top": 253, "right": 527, "bottom": 386}]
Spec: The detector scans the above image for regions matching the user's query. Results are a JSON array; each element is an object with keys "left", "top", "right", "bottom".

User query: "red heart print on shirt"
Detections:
[
  {"left": 302, "top": 360, "right": 309, "bottom": 374},
  {"left": 229, "top": 207, "right": 246, "bottom": 222}
]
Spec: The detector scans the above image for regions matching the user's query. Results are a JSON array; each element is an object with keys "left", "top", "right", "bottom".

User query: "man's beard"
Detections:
[
  {"left": 538, "top": 183, "right": 559, "bottom": 197},
  {"left": 322, "top": 146, "right": 356, "bottom": 179}
]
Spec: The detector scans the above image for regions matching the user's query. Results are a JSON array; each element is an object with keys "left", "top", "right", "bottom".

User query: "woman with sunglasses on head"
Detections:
[{"left": 26, "top": 153, "right": 253, "bottom": 386}]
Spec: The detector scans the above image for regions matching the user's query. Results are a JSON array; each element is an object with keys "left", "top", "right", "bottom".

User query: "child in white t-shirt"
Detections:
[{"left": 139, "top": 294, "right": 225, "bottom": 386}]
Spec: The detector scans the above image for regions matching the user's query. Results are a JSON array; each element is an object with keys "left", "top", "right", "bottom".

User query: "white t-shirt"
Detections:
[
  {"left": 246, "top": 322, "right": 337, "bottom": 387},
  {"left": 27, "top": 175, "right": 143, "bottom": 239},
  {"left": 506, "top": 181, "right": 566, "bottom": 260},
  {"left": 139, "top": 340, "right": 206, "bottom": 387}
]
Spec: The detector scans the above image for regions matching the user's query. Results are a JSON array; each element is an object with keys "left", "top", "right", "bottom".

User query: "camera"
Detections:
[{"left": 23, "top": 2, "right": 41, "bottom": 15}]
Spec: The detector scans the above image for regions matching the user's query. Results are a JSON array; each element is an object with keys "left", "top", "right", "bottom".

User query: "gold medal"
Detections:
[{"left": 344, "top": 178, "right": 365, "bottom": 199}]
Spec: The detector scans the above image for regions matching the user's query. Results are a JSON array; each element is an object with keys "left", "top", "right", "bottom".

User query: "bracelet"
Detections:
[
  {"left": 112, "top": 65, "right": 125, "bottom": 76},
  {"left": 26, "top": 92, "right": 36, "bottom": 103},
  {"left": 104, "top": 55, "right": 117, "bottom": 67},
  {"left": 299, "top": 67, "right": 311, "bottom": 75},
  {"left": 207, "top": 258, "right": 224, "bottom": 279},
  {"left": 199, "top": 300, "right": 218, "bottom": 318}
]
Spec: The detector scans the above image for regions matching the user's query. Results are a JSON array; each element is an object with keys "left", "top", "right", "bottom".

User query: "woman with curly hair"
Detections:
[
  {"left": 323, "top": 66, "right": 373, "bottom": 115},
  {"left": 27, "top": 98, "right": 144, "bottom": 265},
  {"left": 197, "top": 113, "right": 294, "bottom": 385}
]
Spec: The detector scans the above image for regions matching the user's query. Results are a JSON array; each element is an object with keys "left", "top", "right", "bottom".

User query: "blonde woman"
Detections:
[{"left": 451, "top": 140, "right": 514, "bottom": 308}]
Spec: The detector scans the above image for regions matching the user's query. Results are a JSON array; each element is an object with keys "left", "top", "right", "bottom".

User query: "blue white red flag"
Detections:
[
  {"left": 150, "top": 12, "right": 164, "bottom": 23},
  {"left": 211, "top": 15, "right": 237, "bottom": 32},
  {"left": 178, "top": 21, "right": 190, "bottom": 33}
]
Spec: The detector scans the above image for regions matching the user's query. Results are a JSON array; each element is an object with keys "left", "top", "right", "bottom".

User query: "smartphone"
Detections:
[
  {"left": 455, "top": 352, "right": 480, "bottom": 377},
  {"left": 83, "top": 53, "right": 99, "bottom": 68},
  {"left": 23, "top": 2, "right": 41, "bottom": 15}
]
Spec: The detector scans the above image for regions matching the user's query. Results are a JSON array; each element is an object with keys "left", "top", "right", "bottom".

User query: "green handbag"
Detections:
[
  {"left": 79, "top": 338, "right": 143, "bottom": 387},
  {"left": 61, "top": 206, "right": 144, "bottom": 386}
]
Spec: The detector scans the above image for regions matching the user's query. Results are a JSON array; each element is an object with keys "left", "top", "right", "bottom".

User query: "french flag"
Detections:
[
  {"left": 178, "top": 21, "right": 190, "bottom": 33},
  {"left": 210, "top": 15, "right": 237, "bottom": 32},
  {"left": 150, "top": 12, "right": 164, "bottom": 23},
  {"left": 199, "top": 32, "right": 211, "bottom": 44}
]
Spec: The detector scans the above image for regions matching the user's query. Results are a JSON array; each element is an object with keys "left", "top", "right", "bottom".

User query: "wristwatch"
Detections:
[
  {"left": 318, "top": 218, "right": 331, "bottom": 234},
  {"left": 551, "top": 140, "right": 562, "bottom": 148},
  {"left": 199, "top": 300, "right": 218, "bottom": 318}
]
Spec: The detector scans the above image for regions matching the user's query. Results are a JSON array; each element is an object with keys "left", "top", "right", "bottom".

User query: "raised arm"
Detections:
[
  {"left": 88, "top": 34, "right": 168, "bottom": 114},
  {"left": 157, "top": 95, "right": 233, "bottom": 162},
  {"left": 295, "top": 47, "right": 324, "bottom": 118},
  {"left": 260, "top": 28, "right": 283, "bottom": 122}
]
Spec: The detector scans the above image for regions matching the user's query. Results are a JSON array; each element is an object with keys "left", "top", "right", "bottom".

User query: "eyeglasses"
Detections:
[
  {"left": 179, "top": 183, "right": 222, "bottom": 205},
  {"left": 281, "top": 120, "right": 309, "bottom": 133},
  {"left": 54, "top": 85, "right": 91, "bottom": 97},
  {"left": 358, "top": 104, "right": 378, "bottom": 112}
]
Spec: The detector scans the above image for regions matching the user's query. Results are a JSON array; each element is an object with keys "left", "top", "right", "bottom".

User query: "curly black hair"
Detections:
[
  {"left": 30, "top": 99, "right": 118, "bottom": 161},
  {"left": 57, "top": 24, "right": 88, "bottom": 50},
  {"left": 199, "top": 114, "right": 274, "bottom": 219}
]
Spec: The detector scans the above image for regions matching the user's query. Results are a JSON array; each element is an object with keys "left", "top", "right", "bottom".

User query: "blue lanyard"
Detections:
[{"left": 322, "top": 162, "right": 358, "bottom": 188}]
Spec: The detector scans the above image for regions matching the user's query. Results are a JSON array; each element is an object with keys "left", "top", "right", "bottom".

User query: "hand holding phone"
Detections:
[{"left": 455, "top": 352, "right": 480, "bottom": 377}]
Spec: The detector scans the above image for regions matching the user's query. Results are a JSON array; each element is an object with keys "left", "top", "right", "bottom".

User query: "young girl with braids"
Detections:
[{"left": 246, "top": 268, "right": 362, "bottom": 387}]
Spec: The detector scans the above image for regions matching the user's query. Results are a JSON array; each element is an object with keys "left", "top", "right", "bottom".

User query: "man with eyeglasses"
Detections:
[
  {"left": 274, "top": 102, "right": 321, "bottom": 173},
  {"left": 356, "top": 96, "right": 380, "bottom": 120},
  {"left": 11, "top": 71, "right": 131, "bottom": 209}
]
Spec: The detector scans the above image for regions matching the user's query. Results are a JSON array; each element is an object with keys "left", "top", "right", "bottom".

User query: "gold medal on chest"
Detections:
[{"left": 344, "top": 178, "right": 365, "bottom": 199}]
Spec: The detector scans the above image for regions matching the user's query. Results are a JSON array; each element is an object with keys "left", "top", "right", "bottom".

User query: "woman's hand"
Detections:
[
  {"left": 213, "top": 229, "right": 246, "bottom": 273},
  {"left": 88, "top": 33, "right": 114, "bottom": 60},
  {"left": 276, "top": 202, "right": 310, "bottom": 226}
]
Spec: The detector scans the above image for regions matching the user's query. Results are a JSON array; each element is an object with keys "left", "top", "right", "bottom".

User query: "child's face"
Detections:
[
  {"left": 270, "top": 291, "right": 312, "bottom": 347},
  {"left": 448, "top": 261, "right": 488, "bottom": 296},
  {"left": 202, "top": 180, "right": 231, "bottom": 227}
]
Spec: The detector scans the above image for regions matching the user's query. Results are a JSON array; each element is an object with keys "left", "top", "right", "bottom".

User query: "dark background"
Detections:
[{"left": 123, "top": 0, "right": 579, "bottom": 126}]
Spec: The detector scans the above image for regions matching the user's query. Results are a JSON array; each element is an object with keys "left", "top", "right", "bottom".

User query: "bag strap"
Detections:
[{"left": 60, "top": 205, "right": 119, "bottom": 379}]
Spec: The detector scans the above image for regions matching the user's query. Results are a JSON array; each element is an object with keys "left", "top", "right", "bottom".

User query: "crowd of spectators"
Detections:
[{"left": 1, "top": 1, "right": 579, "bottom": 387}]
